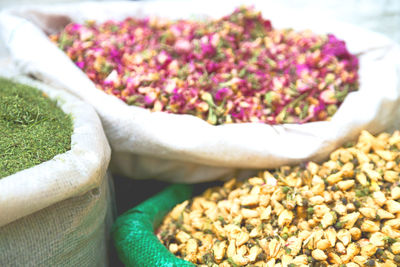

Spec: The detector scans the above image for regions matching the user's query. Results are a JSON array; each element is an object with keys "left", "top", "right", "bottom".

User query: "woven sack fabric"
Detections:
[
  {"left": 0, "top": 74, "right": 113, "bottom": 266},
  {"left": 112, "top": 184, "right": 194, "bottom": 267},
  {"left": 1, "top": 0, "right": 400, "bottom": 182}
]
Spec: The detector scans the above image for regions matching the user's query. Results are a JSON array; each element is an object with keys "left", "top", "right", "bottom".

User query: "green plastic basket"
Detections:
[{"left": 112, "top": 184, "right": 196, "bottom": 267}]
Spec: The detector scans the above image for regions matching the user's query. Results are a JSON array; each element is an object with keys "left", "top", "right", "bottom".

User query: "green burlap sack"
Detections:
[{"left": 112, "top": 184, "right": 195, "bottom": 267}]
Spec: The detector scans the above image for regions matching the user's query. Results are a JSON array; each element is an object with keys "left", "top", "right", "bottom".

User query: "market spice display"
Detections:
[
  {"left": 51, "top": 6, "right": 358, "bottom": 125},
  {"left": 158, "top": 130, "right": 400, "bottom": 266},
  {"left": 0, "top": 78, "right": 73, "bottom": 178}
]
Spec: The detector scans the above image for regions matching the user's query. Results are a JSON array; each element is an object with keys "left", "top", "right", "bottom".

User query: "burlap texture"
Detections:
[{"left": 0, "top": 75, "right": 112, "bottom": 266}]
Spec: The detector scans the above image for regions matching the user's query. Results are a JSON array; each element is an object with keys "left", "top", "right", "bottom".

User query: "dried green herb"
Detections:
[{"left": 0, "top": 78, "right": 73, "bottom": 178}]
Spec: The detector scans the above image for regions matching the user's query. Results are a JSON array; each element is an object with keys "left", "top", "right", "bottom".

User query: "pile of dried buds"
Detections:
[
  {"left": 51, "top": 6, "right": 358, "bottom": 125},
  {"left": 158, "top": 130, "right": 400, "bottom": 266}
]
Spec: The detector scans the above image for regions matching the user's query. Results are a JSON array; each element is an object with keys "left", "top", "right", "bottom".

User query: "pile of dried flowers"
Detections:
[
  {"left": 51, "top": 6, "right": 358, "bottom": 125},
  {"left": 158, "top": 130, "right": 400, "bottom": 266}
]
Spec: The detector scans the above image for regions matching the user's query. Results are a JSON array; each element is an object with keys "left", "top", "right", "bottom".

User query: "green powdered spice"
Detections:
[{"left": 0, "top": 78, "right": 73, "bottom": 178}]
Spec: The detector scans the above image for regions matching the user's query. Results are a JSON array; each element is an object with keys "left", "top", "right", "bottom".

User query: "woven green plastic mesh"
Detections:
[{"left": 112, "top": 184, "right": 196, "bottom": 267}]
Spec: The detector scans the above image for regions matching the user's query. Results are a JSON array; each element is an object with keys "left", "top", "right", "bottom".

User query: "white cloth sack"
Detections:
[
  {"left": 0, "top": 73, "right": 113, "bottom": 266},
  {"left": 0, "top": 0, "right": 400, "bottom": 182}
]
